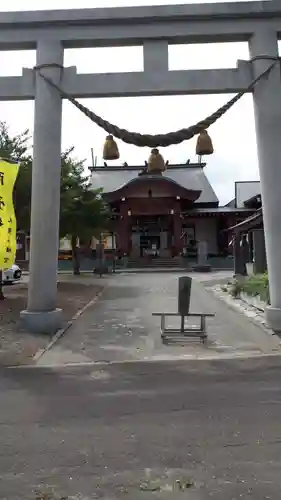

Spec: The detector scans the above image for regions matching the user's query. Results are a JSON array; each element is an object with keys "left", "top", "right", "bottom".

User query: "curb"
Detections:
[
  {"left": 209, "top": 286, "right": 281, "bottom": 343},
  {"left": 33, "top": 287, "right": 105, "bottom": 363},
  {"left": 22, "top": 269, "right": 234, "bottom": 276},
  {"left": 9, "top": 350, "right": 281, "bottom": 370}
]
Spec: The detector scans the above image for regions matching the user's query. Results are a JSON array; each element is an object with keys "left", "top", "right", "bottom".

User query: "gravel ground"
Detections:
[{"left": 0, "top": 281, "right": 103, "bottom": 366}]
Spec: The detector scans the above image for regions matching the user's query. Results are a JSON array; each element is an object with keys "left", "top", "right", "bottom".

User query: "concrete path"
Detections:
[
  {"left": 2, "top": 356, "right": 281, "bottom": 499},
  {"left": 37, "top": 272, "right": 281, "bottom": 366}
]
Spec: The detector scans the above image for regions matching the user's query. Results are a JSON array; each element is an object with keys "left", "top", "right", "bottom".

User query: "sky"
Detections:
[{"left": 0, "top": 0, "right": 278, "bottom": 204}]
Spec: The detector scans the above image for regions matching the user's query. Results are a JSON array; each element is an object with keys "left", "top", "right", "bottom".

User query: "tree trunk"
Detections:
[
  {"left": 0, "top": 270, "right": 4, "bottom": 300},
  {"left": 71, "top": 235, "right": 80, "bottom": 275}
]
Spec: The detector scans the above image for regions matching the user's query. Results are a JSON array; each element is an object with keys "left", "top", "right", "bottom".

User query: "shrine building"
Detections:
[{"left": 90, "top": 159, "right": 255, "bottom": 263}]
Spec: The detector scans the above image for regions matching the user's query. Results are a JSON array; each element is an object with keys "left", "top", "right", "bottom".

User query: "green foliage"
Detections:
[
  {"left": 228, "top": 273, "right": 269, "bottom": 304},
  {"left": 0, "top": 122, "right": 109, "bottom": 238},
  {"left": 0, "top": 121, "right": 31, "bottom": 161},
  {"left": 241, "top": 273, "right": 269, "bottom": 303},
  {"left": 14, "top": 156, "right": 33, "bottom": 232},
  {"left": 59, "top": 147, "right": 109, "bottom": 241},
  {"left": 0, "top": 122, "right": 110, "bottom": 273}
]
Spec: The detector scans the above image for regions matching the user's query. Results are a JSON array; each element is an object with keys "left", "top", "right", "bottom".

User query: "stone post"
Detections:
[
  {"left": 193, "top": 240, "right": 211, "bottom": 272},
  {"left": 20, "top": 41, "right": 64, "bottom": 334},
  {"left": 197, "top": 241, "right": 208, "bottom": 266},
  {"left": 249, "top": 30, "right": 281, "bottom": 332}
]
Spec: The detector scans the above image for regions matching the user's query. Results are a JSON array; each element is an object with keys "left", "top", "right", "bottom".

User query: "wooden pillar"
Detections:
[
  {"left": 253, "top": 229, "right": 267, "bottom": 274},
  {"left": 118, "top": 203, "right": 131, "bottom": 255},
  {"left": 217, "top": 216, "right": 228, "bottom": 256},
  {"left": 173, "top": 202, "right": 183, "bottom": 256},
  {"left": 233, "top": 232, "right": 247, "bottom": 276}
]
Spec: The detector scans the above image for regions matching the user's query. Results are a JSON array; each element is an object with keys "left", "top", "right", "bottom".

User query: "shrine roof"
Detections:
[
  {"left": 90, "top": 163, "right": 219, "bottom": 204},
  {"left": 227, "top": 208, "right": 263, "bottom": 233},
  {"left": 185, "top": 207, "right": 256, "bottom": 214}
]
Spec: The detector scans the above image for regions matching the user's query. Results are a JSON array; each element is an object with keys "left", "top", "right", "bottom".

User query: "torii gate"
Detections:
[{"left": 2, "top": 1, "right": 280, "bottom": 333}]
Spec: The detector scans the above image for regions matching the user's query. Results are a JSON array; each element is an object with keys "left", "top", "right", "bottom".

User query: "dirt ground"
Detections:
[{"left": 0, "top": 281, "right": 103, "bottom": 366}]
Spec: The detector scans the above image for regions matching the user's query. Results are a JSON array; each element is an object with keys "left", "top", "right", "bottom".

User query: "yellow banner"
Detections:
[{"left": 0, "top": 159, "right": 19, "bottom": 269}]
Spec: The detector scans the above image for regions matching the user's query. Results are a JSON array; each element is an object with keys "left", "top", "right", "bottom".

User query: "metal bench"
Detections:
[
  {"left": 152, "top": 312, "right": 215, "bottom": 344},
  {"left": 152, "top": 277, "right": 215, "bottom": 344}
]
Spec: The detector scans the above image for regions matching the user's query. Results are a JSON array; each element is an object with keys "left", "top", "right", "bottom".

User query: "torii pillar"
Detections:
[
  {"left": 20, "top": 41, "right": 64, "bottom": 334},
  {"left": 249, "top": 29, "right": 281, "bottom": 332}
]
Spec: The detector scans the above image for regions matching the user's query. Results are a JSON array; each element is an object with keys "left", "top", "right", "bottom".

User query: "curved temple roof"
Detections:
[
  {"left": 103, "top": 174, "right": 202, "bottom": 203},
  {"left": 90, "top": 165, "right": 219, "bottom": 205}
]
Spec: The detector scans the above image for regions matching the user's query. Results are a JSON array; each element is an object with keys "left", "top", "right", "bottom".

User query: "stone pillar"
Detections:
[
  {"left": 193, "top": 240, "right": 211, "bottom": 272},
  {"left": 20, "top": 41, "right": 64, "bottom": 334},
  {"left": 253, "top": 229, "right": 267, "bottom": 274},
  {"left": 197, "top": 241, "right": 208, "bottom": 266},
  {"left": 249, "top": 30, "right": 281, "bottom": 331}
]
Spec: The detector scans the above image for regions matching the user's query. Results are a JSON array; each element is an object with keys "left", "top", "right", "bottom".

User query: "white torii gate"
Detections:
[{"left": 1, "top": 1, "right": 280, "bottom": 333}]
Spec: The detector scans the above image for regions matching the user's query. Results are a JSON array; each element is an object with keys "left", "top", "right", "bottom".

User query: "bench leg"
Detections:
[
  {"left": 201, "top": 316, "right": 207, "bottom": 343},
  {"left": 180, "top": 316, "right": 185, "bottom": 333},
  {"left": 160, "top": 315, "right": 165, "bottom": 340},
  {"left": 157, "top": 314, "right": 210, "bottom": 344}
]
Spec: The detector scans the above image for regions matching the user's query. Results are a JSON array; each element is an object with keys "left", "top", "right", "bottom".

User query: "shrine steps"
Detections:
[{"left": 127, "top": 257, "right": 184, "bottom": 269}]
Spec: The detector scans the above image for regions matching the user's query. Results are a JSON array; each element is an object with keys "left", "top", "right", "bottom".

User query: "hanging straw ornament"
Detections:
[
  {"left": 147, "top": 148, "right": 166, "bottom": 173},
  {"left": 196, "top": 130, "right": 214, "bottom": 156},
  {"left": 103, "top": 135, "right": 120, "bottom": 160}
]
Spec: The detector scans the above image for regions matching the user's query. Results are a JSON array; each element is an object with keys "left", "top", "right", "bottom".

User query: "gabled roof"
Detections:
[
  {"left": 90, "top": 164, "right": 219, "bottom": 204},
  {"left": 225, "top": 198, "right": 235, "bottom": 207},
  {"left": 227, "top": 208, "right": 263, "bottom": 233},
  {"left": 244, "top": 193, "right": 262, "bottom": 208}
]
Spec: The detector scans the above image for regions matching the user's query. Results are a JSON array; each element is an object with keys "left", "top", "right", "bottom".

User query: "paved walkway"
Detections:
[
  {"left": 3, "top": 356, "right": 281, "bottom": 499},
  {"left": 37, "top": 272, "right": 281, "bottom": 366}
]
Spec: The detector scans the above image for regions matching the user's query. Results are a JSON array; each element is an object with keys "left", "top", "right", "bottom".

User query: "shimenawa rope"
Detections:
[{"left": 33, "top": 57, "right": 280, "bottom": 148}]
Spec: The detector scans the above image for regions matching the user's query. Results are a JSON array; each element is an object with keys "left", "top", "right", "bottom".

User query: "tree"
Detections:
[
  {"left": 59, "top": 148, "right": 109, "bottom": 274},
  {"left": 0, "top": 122, "right": 109, "bottom": 277},
  {"left": 0, "top": 121, "right": 30, "bottom": 161}
]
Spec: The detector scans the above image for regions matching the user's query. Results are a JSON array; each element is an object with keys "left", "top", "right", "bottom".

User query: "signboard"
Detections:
[{"left": 0, "top": 159, "right": 19, "bottom": 269}]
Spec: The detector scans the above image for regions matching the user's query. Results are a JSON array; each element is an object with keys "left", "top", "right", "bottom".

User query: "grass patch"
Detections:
[
  {"left": 242, "top": 273, "right": 269, "bottom": 303},
  {"left": 228, "top": 273, "right": 269, "bottom": 303}
]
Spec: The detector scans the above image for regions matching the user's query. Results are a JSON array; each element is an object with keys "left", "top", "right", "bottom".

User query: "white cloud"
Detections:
[{"left": 0, "top": 0, "right": 278, "bottom": 204}]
